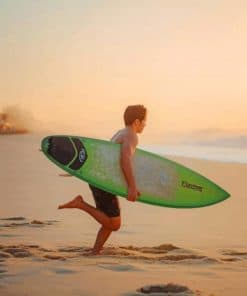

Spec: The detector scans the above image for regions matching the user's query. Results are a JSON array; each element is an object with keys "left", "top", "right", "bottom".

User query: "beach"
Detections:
[{"left": 0, "top": 134, "right": 247, "bottom": 296}]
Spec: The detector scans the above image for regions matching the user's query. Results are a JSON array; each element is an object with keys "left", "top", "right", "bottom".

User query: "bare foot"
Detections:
[
  {"left": 58, "top": 195, "right": 83, "bottom": 210},
  {"left": 83, "top": 248, "right": 101, "bottom": 256},
  {"left": 91, "top": 249, "right": 101, "bottom": 256}
]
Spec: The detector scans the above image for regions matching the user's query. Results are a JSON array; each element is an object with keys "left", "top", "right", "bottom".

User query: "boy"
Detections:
[{"left": 58, "top": 105, "right": 147, "bottom": 255}]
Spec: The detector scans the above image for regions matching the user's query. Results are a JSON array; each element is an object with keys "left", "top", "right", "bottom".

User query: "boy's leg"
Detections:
[
  {"left": 58, "top": 195, "right": 120, "bottom": 231},
  {"left": 92, "top": 216, "right": 121, "bottom": 254},
  {"left": 93, "top": 227, "right": 112, "bottom": 254}
]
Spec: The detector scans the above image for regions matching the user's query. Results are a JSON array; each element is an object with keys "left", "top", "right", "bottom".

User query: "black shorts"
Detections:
[{"left": 89, "top": 184, "right": 120, "bottom": 218}]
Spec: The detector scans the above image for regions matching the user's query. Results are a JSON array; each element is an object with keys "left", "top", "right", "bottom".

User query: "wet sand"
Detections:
[{"left": 0, "top": 134, "right": 247, "bottom": 295}]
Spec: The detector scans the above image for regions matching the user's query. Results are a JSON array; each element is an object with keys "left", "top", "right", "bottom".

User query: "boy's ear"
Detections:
[{"left": 133, "top": 119, "right": 140, "bottom": 125}]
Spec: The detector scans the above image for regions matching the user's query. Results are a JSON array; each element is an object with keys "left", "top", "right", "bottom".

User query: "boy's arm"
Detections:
[{"left": 120, "top": 138, "right": 140, "bottom": 202}]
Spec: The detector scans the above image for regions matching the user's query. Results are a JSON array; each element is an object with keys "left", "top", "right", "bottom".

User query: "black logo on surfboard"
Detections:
[
  {"left": 181, "top": 181, "right": 203, "bottom": 192},
  {"left": 79, "top": 149, "right": 86, "bottom": 163},
  {"left": 69, "top": 138, "right": 88, "bottom": 170}
]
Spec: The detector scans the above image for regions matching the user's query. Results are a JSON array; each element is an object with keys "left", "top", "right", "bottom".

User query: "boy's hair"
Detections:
[{"left": 124, "top": 105, "right": 147, "bottom": 126}]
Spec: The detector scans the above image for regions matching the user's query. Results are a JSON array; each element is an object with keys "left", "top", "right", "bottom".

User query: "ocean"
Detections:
[{"left": 141, "top": 144, "right": 247, "bottom": 164}]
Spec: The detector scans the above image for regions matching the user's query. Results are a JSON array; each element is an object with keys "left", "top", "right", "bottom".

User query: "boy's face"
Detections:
[{"left": 135, "top": 115, "right": 147, "bottom": 134}]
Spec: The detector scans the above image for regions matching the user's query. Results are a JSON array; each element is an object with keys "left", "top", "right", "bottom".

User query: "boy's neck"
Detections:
[{"left": 126, "top": 125, "right": 137, "bottom": 134}]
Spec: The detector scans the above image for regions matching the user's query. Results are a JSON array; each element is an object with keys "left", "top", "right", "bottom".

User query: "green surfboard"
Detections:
[{"left": 41, "top": 135, "right": 230, "bottom": 208}]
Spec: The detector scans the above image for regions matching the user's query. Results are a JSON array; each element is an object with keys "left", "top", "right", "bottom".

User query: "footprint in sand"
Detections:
[
  {"left": 0, "top": 270, "right": 8, "bottom": 274},
  {"left": 51, "top": 268, "right": 77, "bottom": 275},
  {"left": 0, "top": 234, "right": 22, "bottom": 238},
  {"left": 0, "top": 217, "right": 60, "bottom": 229},
  {"left": 0, "top": 271, "right": 8, "bottom": 280},
  {"left": 98, "top": 263, "right": 143, "bottom": 272},
  {"left": 43, "top": 254, "right": 66, "bottom": 261},
  {"left": 124, "top": 283, "right": 197, "bottom": 296},
  {"left": 0, "top": 247, "right": 32, "bottom": 258},
  {"left": 0, "top": 217, "right": 26, "bottom": 221},
  {"left": 220, "top": 249, "right": 247, "bottom": 262},
  {"left": 0, "top": 251, "right": 12, "bottom": 259},
  {"left": 1, "top": 222, "right": 29, "bottom": 228},
  {"left": 221, "top": 249, "right": 247, "bottom": 257}
]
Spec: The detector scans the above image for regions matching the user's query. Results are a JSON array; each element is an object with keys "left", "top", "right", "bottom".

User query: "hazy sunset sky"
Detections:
[{"left": 1, "top": 1, "right": 246, "bottom": 142}]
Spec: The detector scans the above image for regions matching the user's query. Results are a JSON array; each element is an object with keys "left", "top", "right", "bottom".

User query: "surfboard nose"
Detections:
[
  {"left": 42, "top": 136, "right": 75, "bottom": 165},
  {"left": 41, "top": 136, "right": 88, "bottom": 170},
  {"left": 41, "top": 136, "right": 50, "bottom": 153}
]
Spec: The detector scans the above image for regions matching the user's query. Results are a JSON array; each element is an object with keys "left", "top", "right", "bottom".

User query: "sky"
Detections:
[{"left": 1, "top": 0, "right": 247, "bottom": 143}]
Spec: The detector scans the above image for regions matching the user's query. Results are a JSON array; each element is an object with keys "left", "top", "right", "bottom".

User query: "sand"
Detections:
[{"left": 0, "top": 134, "right": 247, "bottom": 295}]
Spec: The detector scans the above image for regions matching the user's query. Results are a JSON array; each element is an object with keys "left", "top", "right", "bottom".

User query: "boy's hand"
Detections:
[{"left": 127, "top": 186, "right": 140, "bottom": 202}]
